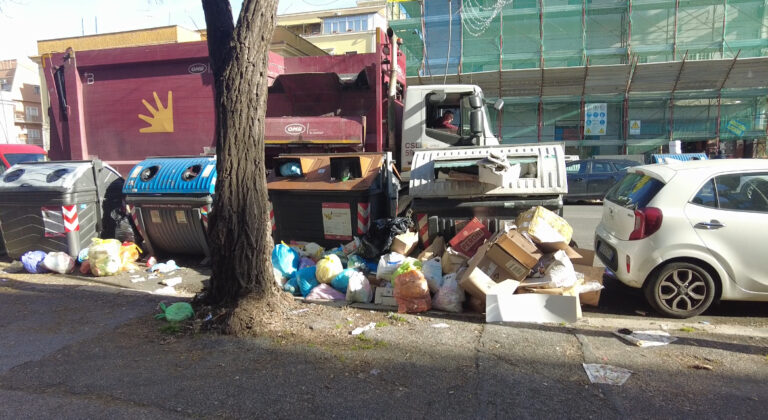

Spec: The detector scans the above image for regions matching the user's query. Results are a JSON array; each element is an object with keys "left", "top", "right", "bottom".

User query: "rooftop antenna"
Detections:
[
  {"left": 81, "top": 17, "right": 84, "bottom": 36},
  {"left": 94, "top": 16, "right": 98, "bottom": 34}
]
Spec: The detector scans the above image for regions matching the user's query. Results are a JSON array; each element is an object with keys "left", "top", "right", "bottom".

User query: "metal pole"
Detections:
[
  {"left": 721, "top": 0, "right": 728, "bottom": 58},
  {"left": 669, "top": 51, "right": 688, "bottom": 142},
  {"left": 627, "top": 0, "right": 633, "bottom": 62},
  {"left": 539, "top": 0, "right": 545, "bottom": 69},
  {"left": 672, "top": 0, "right": 680, "bottom": 60},
  {"left": 582, "top": 0, "right": 587, "bottom": 65}
]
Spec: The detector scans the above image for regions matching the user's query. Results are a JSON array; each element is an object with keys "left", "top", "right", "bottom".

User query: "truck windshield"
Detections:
[{"left": 3, "top": 153, "right": 46, "bottom": 170}]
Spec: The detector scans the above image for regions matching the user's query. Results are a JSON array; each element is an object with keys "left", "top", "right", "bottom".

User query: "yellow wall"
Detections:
[
  {"left": 37, "top": 26, "right": 202, "bottom": 55},
  {"left": 307, "top": 32, "right": 376, "bottom": 54}
]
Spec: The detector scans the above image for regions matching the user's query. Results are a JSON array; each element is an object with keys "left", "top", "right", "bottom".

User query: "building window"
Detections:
[
  {"left": 323, "top": 14, "right": 370, "bottom": 34},
  {"left": 33, "top": 86, "right": 40, "bottom": 94},
  {"left": 28, "top": 128, "right": 41, "bottom": 140},
  {"left": 26, "top": 106, "right": 39, "bottom": 118}
]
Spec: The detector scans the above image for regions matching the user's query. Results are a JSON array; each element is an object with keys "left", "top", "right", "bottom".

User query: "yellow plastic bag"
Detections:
[
  {"left": 88, "top": 238, "right": 122, "bottom": 277},
  {"left": 315, "top": 254, "right": 343, "bottom": 284},
  {"left": 119, "top": 242, "right": 142, "bottom": 272}
]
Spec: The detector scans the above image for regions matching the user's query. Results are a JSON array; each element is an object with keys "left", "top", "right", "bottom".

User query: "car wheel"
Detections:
[{"left": 644, "top": 262, "right": 715, "bottom": 318}]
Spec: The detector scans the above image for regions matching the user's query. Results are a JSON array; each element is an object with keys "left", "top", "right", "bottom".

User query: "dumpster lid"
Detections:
[
  {"left": 267, "top": 153, "right": 386, "bottom": 192},
  {"left": 123, "top": 156, "right": 217, "bottom": 195},
  {"left": 0, "top": 160, "right": 113, "bottom": 192}
]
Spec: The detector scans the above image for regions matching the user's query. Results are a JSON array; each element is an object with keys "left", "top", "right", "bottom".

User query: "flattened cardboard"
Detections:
[
  {"left": 570, "top": 248, "right": 596, "bottom": 267},
  {"left": 374, "top": 286, "right": 397, "bottom": 307},
  {"left": 486, "top": 292, "right": 580, "bottom": 324}
]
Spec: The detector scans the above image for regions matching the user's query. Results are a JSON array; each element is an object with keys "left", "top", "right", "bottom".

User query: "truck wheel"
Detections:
[{"left": 643, "top": 262, "right": 715, "bottom": 318}]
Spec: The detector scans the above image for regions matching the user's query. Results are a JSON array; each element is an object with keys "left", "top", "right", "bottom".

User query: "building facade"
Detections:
[
  {"left": 278, "top": 0, "right": 390, "bottom": 54},
  {"left": 0, "top": 59, "right": 44, "bottom": 146},
  {"left": 390, "top": 0, "right": 768, "bottom": 158}
]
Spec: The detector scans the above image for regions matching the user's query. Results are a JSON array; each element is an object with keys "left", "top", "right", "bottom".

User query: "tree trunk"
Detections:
[{"left": 202, "top": 0, "right": 279, "bottom": 306}]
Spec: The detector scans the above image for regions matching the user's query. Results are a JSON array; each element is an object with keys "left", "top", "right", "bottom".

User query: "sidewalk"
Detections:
[{"left": 0, "top": 274, "right": 766, "bottom": 418}]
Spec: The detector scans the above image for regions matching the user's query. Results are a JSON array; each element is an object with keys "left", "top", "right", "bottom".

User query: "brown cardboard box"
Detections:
[
  {"left": 573, "top": 264, "right": 604, "bottom": 307},
  {"left": 484, "top": 230, "right": 543, "bottom": 280},
  {"left": 448, "top": 218, "right": 491, "bottom": 257},
  {"left": 485, "top": 245, "right": 532, "bottom": 281},
  {"left": 417, "top": 236, "right": 445, "bottom": 261},
  {"left": 458, "top": 242, "right": 498, "bottom": 302},
  {"left": 569, "top": 248, "right": 596, "bottom": 267},
  {"left": 516, "top": 206, "right": 574, "bottom": 244},
  {"left": 390, "top": 231, "right": 419, "bottom": 256}
]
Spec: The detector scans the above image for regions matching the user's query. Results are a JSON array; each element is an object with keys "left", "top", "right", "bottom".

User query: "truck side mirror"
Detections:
[
  {"left": 470, "top": 109, "right": 484, "bottom": 135},
  {"left": 493, "top": 98, "right": 504, "bottom": 111},
  {"left": 469, "top": 94, "right": 483, "bottom": 109}
]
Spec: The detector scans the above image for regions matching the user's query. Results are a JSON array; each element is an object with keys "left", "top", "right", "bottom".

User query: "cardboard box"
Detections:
[
  {"left": 417, "top": 236, "right": 445, "bottom": 261},
  {"left": 485, "top": 245, "right": 531, "bottom": 281},
  {"left": 516, "top": 206, "right": 573, "bottom": 244},
  {"left": 568, "top": 248, "right": 595, "bottom": 266},
  {"left": 486, "top": 284, "right": 580, "bottom": 324},
  {"left": 448, "top": 218, "right": 491, "bottom": 258},
  {"left": 574, "top": 264, "right": 605, "bottom": 307},
  {"left": 478, "top": 163, "right": 520, "bottom": 187},
  {"left": 458, "top": 242, "right": 498, "bottom": 302},
  {"left": 494, "top": 230, "right": 542, "bottom": 268},
  {"left": 390, "top": 231, "right": 419, "bottom": 256},
  {"left": 374, "top": 286, "right": 397, "bottom": 307}
]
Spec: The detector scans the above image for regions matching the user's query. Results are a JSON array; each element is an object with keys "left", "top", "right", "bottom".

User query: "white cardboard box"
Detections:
[{"left": 486, "top": 281, "right": 579, "bottom": 324}]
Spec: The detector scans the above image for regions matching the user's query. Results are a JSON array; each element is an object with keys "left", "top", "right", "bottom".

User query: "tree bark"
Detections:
[{"left": 201, "top": 0, "right": 279, "bottom": 305}]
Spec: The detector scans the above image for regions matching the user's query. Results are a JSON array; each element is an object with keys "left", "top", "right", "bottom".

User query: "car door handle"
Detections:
[{"left": 694, "top": 220, "right": 725, "bottom": 230}]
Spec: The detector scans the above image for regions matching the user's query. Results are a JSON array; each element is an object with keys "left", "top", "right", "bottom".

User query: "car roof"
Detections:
[
  {"left": 629, "top": 159, "right": 768, "bottom": 183},
  {"left": 0, "top": 144, "right": 46, "bottom": 154}
]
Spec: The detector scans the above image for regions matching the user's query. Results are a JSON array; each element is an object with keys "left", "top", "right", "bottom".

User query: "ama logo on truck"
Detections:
[{"left": 284, "top": 123, "right": 306, "bottom": 136}]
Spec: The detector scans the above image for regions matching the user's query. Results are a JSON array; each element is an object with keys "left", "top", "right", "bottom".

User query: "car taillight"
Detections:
[{"left": 628, "top": 207, "right": 663, "bottom": 240}]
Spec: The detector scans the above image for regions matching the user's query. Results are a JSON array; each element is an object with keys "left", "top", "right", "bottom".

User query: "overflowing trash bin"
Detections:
[
  {"left": 0, "top": 159, "right": 124, "bottom": 259},
  {"left": 123, "top": 156, "right": 216, "bottom": 262},
  {"left": 267, "top": 152, "right": 399, "bottom": 248}
]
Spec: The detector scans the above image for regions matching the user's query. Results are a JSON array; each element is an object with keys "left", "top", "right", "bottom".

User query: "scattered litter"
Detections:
[
  {"left": 582, "top": 364, "right": 632, "bottom": 385},
  {"left": 431, "top": 323, "right": 450, "bottom": 328},
  {"left": 0, "top": 278, "right": 8, "bottom": 282},
  {"left": 153, "top": 286, "right": 177, "bottom": 295},
  {"left": 203, "top": 314, "right": 213, "bottom": 322},
  {"left": 130, "top": 276, "right": 146, "bottom": 283},
  {"left": 154, "top": 302, "right": 194, "bottom": 322},
  {"left": 698, "top": 321, "right": 710, "bottom": 325},
  {"left": 4, "top": 261, "right": 24, "bottom": 273},
  {"left": 679, "top": 326, "right": 697, "bottom": 333},
  {"left": 290, "top": 308, "right": 310, "bottom": 314},
  {"left": 148, "top": 260, "right": 180, "bottom": 274},
  {"left": 148, "top": 274, "right": 159, "bottom": 280},
  {"left": 691, "top": 363, "right": 714, "bottom": 371},
  {"left": 370, "top": 369, "right": 381, "bottom": 376},
  {"left": 146, "top": 256, "right": 157, "bottom": 267},
  {"left": 351, "top": 322, "right": 376, "bottom": 336},
  {"left": 613, "top": 329, "right": 677, "bottom": 347},
  {"left": 635, "top": 310, "right": 648, "bottom": 316},
  {"left": 160, "top": 277, "right": 182, "bottom": 287}
]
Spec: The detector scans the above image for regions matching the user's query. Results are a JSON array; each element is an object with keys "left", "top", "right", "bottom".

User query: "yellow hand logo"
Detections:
[{"left": 138, "top": 91, "right": 174, "bottom": 133}]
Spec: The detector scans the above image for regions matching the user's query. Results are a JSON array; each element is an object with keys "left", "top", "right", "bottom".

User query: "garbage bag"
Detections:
[
  {"left": 303, "top": 243, "right": 325, "bottom": 260},
  {"left": 298, "top": 257, "right": 316, "bottom": 270},
  {"left": 346, "top": 254, "right": 366, "bottom": 271},
  {"left": 154, "top": 302, "right": 194, "bottom": 322},
  {"left": 392, "top": 259, "right": 423, "bottom": 284},
  {"left": 296, "top": 266, "right": 319, "bottom": 297},
  {"left": 80, "top": 260, "right": 91, "bottom": 275},
  {"left": 393, "top": 263, "right": 431, "bottom": 313},
  {"left": 422, "top": 257, "right": 443, "bottom": 293},
  {"left": 119, "top": 242, "right": 142, "bottom": 272},
  {"left": 279, "top": 162, "right": 302, "bottom": 177},
  {"left": 316, "top": 254, "right": 343, "bottom": 284},
  {"left": 283, "top": 275, "right": 300, "bottom": 295},
  {"left": 21, "top": 251, "right": 49, "bottom": 274},
  {"left": 306, "top": 283, "right": 346, "bottom": 301},
  {"left": 273, "top": 267, "right": 287, "bottom": 287},
  {"left": 331, "top": 268, "right": 357, "bottom": 293},
  {"left": 358, "top": 217, "right": 414, "bottom": 260},
  {"left": 376, "top": 252, "right": 405, "bottom": 283},
  {"left": 432, "top": 273, "right": 464, "bottom": 313},
  {"left": 43, "top": 252, "right": 76, "bottom": 274},
  {"left": 272, "top": 243, "right": 300, "bottom": 278},
  {"left": 346, "top": 271, "right": 373, "bottom": 303},
  {"left": 110, "top": 208, "right": 138, "bottom": 244},
  {"left": 89, "top": 238, "right": 123, "bottom": 277},
  {"left": 77, "top": 247, "right": 90, "bottom": 263}
]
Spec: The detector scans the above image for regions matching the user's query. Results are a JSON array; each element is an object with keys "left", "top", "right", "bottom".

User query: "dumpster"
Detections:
[
  {"left": 267, "top": 152, "right": 399, "bottom": 247},
  {"left": 123, "top": 156, "right": 216, "bottom": 261},
  {"left": 0, "top": 159, "right": 124, "bottom": 259}
]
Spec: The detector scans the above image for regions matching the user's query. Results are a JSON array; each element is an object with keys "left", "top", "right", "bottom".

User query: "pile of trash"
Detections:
[
  {"left": 7, "top": 238, "right": 180, "bottom": 280},
  {"left": 274, "top": 206, "right": 605, "bottom": 323}
]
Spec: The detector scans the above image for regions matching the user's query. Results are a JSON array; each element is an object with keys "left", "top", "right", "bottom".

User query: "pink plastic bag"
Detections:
[{"left": 305, "top": 283, "right": 346, "bottom": 301}]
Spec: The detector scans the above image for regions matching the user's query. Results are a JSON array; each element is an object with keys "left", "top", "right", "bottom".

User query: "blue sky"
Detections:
[{"left": 0, "top": 0, "right": 359, "bottom": 59}]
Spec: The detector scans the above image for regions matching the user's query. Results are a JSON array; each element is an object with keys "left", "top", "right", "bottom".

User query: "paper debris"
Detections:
[
  {"left": 351, "top": 322, "right": 376, "bottom": 336},
  {"left": 613, "top": 329, "right": 677, "bottom": 347},
  {"left": 582, "top": 363, "right": 632, "bottom": 385},
  {"left": 160, "top": 277, "right": 182, "bottom": 287},
  {"left": 431, "top": 323, "right": 450, "bottom": 328},
  {"left": 153, "top": 286, "right": 177, "bottom": 295}
]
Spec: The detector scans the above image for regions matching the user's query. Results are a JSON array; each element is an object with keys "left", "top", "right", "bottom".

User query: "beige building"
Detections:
[
  {"left": 0, "top": 58, "right": 44, "bottom": 146},
  {"left": 278, "top": 0, "right": 389, "bottom": 55}
]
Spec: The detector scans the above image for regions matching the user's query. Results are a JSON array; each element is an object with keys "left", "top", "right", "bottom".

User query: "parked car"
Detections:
[
  {"left": 566, "top": 159, "right": 640, "bottom": 201},
  {"left": 0, "top": 144, "right": 47, "bottom": 173},
  {"left": 594, "top": 159, "right": 768, "bottom": 318}
]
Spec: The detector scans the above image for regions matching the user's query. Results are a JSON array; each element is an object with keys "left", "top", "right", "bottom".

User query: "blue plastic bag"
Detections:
[
  {"left": 331, "top": 268, "right": 357, "bottom": 293},
  {"left": 272, "top": 244, "right": 300, "bottom": 278},
  {"left": 283, "top": 276, "right": 300, "bottom": 296},
  {"left": 296, "top": 266, "right": 319, "bottom": 297},
  {"left": 279, "top": 162, "right": 302, "bottom": 177},
  {"left": 21, "top": 251, "right": 49, "bottom": 274}
]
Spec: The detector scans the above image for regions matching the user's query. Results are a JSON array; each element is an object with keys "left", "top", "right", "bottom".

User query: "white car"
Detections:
[{"left": 594, "top": 159, "right": 768, "bottom": 318}]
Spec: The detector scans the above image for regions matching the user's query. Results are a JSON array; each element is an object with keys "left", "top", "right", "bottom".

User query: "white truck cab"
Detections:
[{"left": 400, "top": 84, "right": 503, "bottom": 172}]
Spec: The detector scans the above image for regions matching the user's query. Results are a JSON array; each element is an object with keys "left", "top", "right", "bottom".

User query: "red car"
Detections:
[{"left": 0, "top": 144, "right": 47, "bottom": 172}]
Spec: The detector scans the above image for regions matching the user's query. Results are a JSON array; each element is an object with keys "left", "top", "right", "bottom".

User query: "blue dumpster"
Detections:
[{"left": 123, "top": 156, "right": 216, "bottom": 262}]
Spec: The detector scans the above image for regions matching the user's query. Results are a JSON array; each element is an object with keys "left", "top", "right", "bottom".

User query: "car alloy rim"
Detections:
[{"left": 658, "top": 268, "right": 707, "bottom": 313}]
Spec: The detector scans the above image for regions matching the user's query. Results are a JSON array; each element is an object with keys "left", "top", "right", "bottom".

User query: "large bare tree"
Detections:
[{"left": 201, "top": 0, "right": 285, "bottom": 331}]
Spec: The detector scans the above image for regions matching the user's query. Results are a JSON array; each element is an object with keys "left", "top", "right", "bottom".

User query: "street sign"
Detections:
[
  {"left": 630, "top": 120, "right": 641, "bottom": 135},
  {"left": 727, "top": 119, "right": 746, "bottom": 137},
  {"left": 584, "top": 103, "right": 607, "bottom": 136}
]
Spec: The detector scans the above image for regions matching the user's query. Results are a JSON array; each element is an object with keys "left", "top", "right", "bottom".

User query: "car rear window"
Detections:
[
  {"left": 605, "top": 172, "right": 665, "bottom": 209},
  {"left": 4, "top": 153, "right": 46, "bottom": 167}
]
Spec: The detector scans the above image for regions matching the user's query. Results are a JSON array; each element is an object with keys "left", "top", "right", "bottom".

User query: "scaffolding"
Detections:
[{"left": 389, "top": 0, "right": 768, "bottom": 157}]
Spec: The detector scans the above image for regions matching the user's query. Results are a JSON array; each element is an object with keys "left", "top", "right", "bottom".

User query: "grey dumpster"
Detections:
[{"left": 0, "top": 159, "right": 124, "bottom": 259}]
